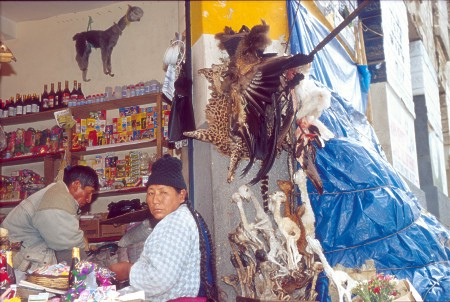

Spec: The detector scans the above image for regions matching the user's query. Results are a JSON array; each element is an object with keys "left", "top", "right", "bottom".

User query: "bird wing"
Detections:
[{"left": 230, "top": 53, "right": 314, "bottom": 184}]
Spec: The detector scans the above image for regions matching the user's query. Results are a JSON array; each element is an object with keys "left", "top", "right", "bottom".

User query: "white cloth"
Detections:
[{"left": 129, "top": 204, "right": 200, "bottom": 301}]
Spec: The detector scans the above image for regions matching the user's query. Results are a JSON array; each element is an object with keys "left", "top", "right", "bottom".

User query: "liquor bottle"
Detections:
[
  {"left": 77, "top": 82, "right": 84, "bottom": 99},
  {"left": 6, "top": 251, "right": 16, "bottom": 285},
  {"left": 0, "top": 99, "right": 3, "bottom": 118},
  {"left": 41, "top": 84, "right": 49, "bottom": 111},
  {"left": 77, "top": 82, "right": 85, "bottom": 106},
  {"left": 3, "top": 99, "right": 9, "bottom": 118},
  {"left": 15, "top": 94, "right": 23, "bottom": 116},
  {"left": 25, "top": 94, "right": 32, "bottom": 115},
  {"left": 48, "top": 83, "right": 55, "bottom": 110},
  {"left": 70, "top": 80, "right": 78, "bottom": 104},
  {"left": 31, "top": 93, "right": 39, "bottom": 113},
  {"left": 68, "top": 247, "right": 80, "bottom": 287},
  {"left": 8, "top": 97, "right": 16, "bottom": 117},
  {"left": 55, "top": 82, "right": 62, "bottom": 108},
  {"left": 62, "top": 80, "right": 71, "bottom": 107}
]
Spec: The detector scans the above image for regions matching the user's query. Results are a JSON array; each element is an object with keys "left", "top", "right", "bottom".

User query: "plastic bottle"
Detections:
[{"left": 144, "top": 81, "right": 151, "bottom": 94}]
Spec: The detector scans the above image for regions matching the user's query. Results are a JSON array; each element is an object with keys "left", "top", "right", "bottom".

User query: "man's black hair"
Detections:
[{"left": 63, "top": 165, "right": 100, "bottom": 191}]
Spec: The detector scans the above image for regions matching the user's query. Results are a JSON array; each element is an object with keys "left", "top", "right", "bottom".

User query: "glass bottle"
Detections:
[
  {"left": 8, "top": 97, "right": 16, "bottom": 117},
  {"left": 48, "top": 83, "right": 56, "bottom": 110},
  {"left": 31, "top": 93, "right": 39, "bottom": 113},
  {"left": 41, "top": 84, "right": 49, "bottom": 111},
  {"left": 6, "top": 251, "right": 16, "bottom": 285},
  {"left": 55, "top": 82, "right": 62, "bottom": 108},
  {"left": 70, "top": 80, "right": 78, "bottom": 104},
  {"left": 15, "top": 94, "right": 23, "bottom": 116},
  {"left": 25, "top": 94, "right": 32, "bottom": 115},
  {"left": 68, "top": 247, "right": 80, "bottom": 287},
  {"left": 63, "top": 80, "right": 71, "bottom": 107}
]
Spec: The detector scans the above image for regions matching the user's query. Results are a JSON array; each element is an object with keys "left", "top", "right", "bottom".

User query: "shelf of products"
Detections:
[
  {"left": 0, "top": 200, "right": 21, "bottom": 207},
  {"left": 1, "top": 92, "right": 171, "bottom": 200},
  {"left": 71, "top": 140, "right": 157, "bottom": 157},
  {"left": 0, "top": 151, "right": 64, "bottom": 166},
  {"left": 97, "top": 186, "right": 147, "bottom": 197},
  {"left": 0, "top": 93, "right": 162, "bottom": 126}
]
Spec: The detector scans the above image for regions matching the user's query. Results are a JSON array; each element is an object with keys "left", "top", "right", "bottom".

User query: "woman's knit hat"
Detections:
[{"left": 146, "top": 154, "right": 187, "bottom": 189}]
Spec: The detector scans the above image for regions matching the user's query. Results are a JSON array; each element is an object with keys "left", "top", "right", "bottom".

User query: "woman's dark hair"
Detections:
[
  {"left": 63, "top": 165, "right": 100, "bottom": 191},
  {"left": 173, "top": 188, "right": 218, "bottom": 301}
]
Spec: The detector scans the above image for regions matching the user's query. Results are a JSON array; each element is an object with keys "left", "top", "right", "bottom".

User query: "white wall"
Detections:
[{"left": 1, "top": 1, "right": 181, "bottom": 100}]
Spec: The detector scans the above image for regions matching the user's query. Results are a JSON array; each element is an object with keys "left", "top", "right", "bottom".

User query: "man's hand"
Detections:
[{"left": 109, "top": 261, "right": 133, "bottom": 281}]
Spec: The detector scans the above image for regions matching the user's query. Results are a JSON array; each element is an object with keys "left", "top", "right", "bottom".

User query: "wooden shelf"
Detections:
[
  {"left": 0, "top": 110, "right": 58, "bottom": 126},
  {"left": 100, "top": 208, "right": 152, "bottom": 225},
  {"left": 88, "top": 236, "right": 122, "bottom": 243},
  {"left": 0, "top": 200, "right": 21, "bottom": 207},
  {"left": 0, "top": 151, "right": 63, "bottom": 166},
  {"left": 97, "top": 186, "right": 147, "bottom": 197},
  {"left": 71, "top": 93, "right": 162, "bottom": 119},
  {"left": 71, "top": 139, "right": 157, "bottom": 156},
  {"left": 0, "top": 93, "right": 164, "bottom": 126}
]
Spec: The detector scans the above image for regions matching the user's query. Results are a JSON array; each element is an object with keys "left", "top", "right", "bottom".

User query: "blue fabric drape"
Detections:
[{"left": 287, "top": 2, "right": 450, "bottom": 301}]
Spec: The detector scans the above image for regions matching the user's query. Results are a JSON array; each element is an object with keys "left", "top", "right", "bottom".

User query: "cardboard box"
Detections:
[
  {"left": 99, "top": 213, "right": 127, "bottom": 237},
  {"left": 79, "top": 216, "right": 101, "bottom": 239},
  {"left": 100, "top": 224, "right": 127, "bottom": 237}
]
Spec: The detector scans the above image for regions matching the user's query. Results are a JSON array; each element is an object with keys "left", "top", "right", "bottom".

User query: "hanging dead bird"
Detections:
[
  {"left": 293, "top": 72, "right": 334, "bottom": 195},
  {"left": 73, "top": 5, "right": 143, "bottom": 82},
  {"left": 184, "top": 20, "right": 313, "bottom": 186}
]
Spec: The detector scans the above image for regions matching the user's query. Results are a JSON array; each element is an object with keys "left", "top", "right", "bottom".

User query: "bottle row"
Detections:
[
  {"left": 0, "top": 80, "right": 83, "bottom": 118},
  {"left": 0, "top": 80, "right": 162, "bottom": 118}
]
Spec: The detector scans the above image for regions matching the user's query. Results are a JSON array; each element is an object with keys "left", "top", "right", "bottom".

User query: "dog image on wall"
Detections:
[{"left": 73, "top": 5, "right": 144, "bottom": 82}]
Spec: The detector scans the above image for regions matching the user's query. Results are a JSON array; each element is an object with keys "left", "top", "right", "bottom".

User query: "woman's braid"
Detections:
[{"left": 186, "top": 200, "right": 218, "bottom": 301}]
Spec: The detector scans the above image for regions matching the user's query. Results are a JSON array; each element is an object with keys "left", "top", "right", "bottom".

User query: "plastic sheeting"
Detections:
[
  {"left": 287, "top": 2, "right": 450, "bottom": 301},
  {"left": 287, "top": 1, "right": 364, "bottom": 113}
]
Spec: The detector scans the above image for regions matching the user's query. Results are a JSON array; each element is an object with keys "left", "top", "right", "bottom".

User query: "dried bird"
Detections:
[{"left": 293, "top": 70, "right": 334, "bottom": 194}]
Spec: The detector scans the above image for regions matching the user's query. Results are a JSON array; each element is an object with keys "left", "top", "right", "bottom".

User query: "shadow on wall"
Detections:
[{"left": 0, "top": 63, "right": 16, "bottom": 77}]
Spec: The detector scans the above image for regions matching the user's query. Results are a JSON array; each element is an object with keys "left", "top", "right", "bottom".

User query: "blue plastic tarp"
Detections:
[{"left": 287, "top": 1, "right": 450, "bottom": 301}]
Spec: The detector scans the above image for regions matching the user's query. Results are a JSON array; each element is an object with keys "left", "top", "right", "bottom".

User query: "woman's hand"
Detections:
[{"left": 109, "top": 261, "right": 133, "bottom": 281}]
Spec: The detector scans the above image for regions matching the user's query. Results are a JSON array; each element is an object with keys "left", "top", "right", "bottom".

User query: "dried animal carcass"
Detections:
[{"left": 184, "top": 21, "right": 313, "bottom": 189}]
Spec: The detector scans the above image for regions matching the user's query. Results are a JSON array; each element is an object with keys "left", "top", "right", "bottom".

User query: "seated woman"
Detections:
[{"left": 110, "top": 155, "right": 217, "bottom": 302}]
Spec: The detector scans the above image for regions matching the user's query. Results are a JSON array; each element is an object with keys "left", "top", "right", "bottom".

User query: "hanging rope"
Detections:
[{"left": 86, "top": 16, "right": 93, "bottom": 31}]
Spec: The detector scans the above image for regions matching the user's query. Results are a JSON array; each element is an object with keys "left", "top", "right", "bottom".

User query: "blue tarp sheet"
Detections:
[{"left": 287, "top": 2, "right": 450, "bottom": 301}]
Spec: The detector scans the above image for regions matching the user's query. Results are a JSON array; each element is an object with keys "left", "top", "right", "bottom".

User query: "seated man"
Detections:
[
  {"left": 2, "top": 165, "right": 99, "bottom": 272},
  {"left": 110, "top": 155, "right": 217, "bottom": 302}
]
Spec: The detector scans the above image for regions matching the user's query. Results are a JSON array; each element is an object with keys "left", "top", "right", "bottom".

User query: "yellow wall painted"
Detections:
[{"left": 191, "top": 1, "right": 289, "bottom": 44}]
